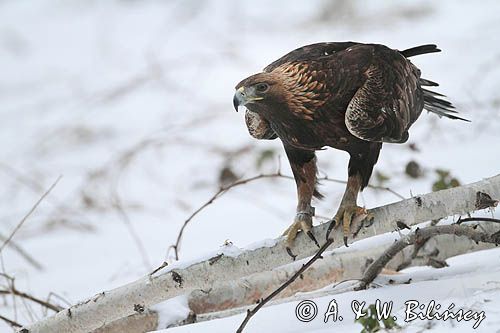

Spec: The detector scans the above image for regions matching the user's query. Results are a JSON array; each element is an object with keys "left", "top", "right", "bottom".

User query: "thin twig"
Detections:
[
  {"left": 170, "top": 173, "right": 285, "bottom": 260},
  {"left": 112, "top": 195, "right": 152, "bottom": 271},
  {"left": 149, "top": 261, "right": 168, "bottom": 276},
  {"left": 0, "top": 162, "right": 95, "bottom": 234},
  {"left": 356, "top": 221, "right": 500, "bottom": 290},
  {"left": 170, "top": 172, "right": 404, "bottom": 260},
  {"left": 456, "top": 217, "right": 500, "bottom": 224},
  {"left": 46, "top": 292, "right": 73, "bottom": 308},
  {"left": 0, "top": 176, "right": 62, "bottom": 254},
  {"left": 0, "top": 257, "right": 18, "bottom": 324},
  {"left": 0, "top": 232, "right": 43, "bottom": 271},
  {"left": 0, "top": 314, "right": 22, "bottom": 328},
  {"left": 331, "top": 278, "right": 362, "bottom": 290},
  {"left": 0, "top": 162, "right": 45, "bottom": 193},
  {"left": 236, "top": 236, "right": 334, "bottom": 333},
  {"left": 0, "top": 289, "right": 62, "bottom": 312},
  {"left": 0, "top": 272, "right": 63, "bottom": 313}
]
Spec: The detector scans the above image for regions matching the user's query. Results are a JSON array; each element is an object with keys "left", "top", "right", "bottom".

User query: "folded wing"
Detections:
[{"left": 345, "top": 50, "right": 423, "bottom": 143}]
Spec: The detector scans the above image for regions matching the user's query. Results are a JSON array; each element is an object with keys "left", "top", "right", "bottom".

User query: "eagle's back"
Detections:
[
  {"left": 242, "top": 42, "right": 462, "bottom": 152},
  {"left": 264, "top": 42, "right": 359, "bottom": 73},
  {"left": 264, "top": 43, "right": 423, "bottom": 149}
]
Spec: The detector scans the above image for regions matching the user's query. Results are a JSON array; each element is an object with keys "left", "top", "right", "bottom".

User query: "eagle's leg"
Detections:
[
  {"left": 330, "top": 174, "right": 371, "bottom": 246},
  {"left": 282, "top": 145, "right": 320, "bottom": 259},
  {"left": 329, "top": 145, "right": 381, "bottom": 246}
]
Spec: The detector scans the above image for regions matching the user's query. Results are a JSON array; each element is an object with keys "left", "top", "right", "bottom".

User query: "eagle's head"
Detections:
[
  {"left": 233, "top": 72, "right": 282, "bottom": 114},
  {"left": 233, "top": 63, "right": 329, "bottom": 121}
]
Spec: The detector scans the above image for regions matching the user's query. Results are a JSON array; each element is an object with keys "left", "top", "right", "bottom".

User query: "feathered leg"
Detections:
[
  {"left": 282, "top": 145, "right": 321, "bottom": 259},
  {"left": 329, "top": 143, "right": 381, "bottom": 246}
]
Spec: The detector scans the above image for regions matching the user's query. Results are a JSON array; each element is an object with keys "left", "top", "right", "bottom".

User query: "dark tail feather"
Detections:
[
  {"left": 401, "top": 44, "right": 441, "bottom": 58},
  {"left": 422, "top": 89, "right": 470, "bottom": 122},
  {"left": 402, "top": 44, "right": 469, "bottom": 121},
  {"left": 420, "top": 78, "right": 439, "bottom": 87}
]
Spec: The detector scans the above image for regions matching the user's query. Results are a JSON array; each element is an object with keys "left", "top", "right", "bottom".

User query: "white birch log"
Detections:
[
  {"left": 96, "top": 221, "right": 499, "bottom": 332},
  {"left": 22, "top": 174, "right": 500, "bottom": 333},
  {"left": 176, "top": 222, "right": 500, "bottom": 328},
  {"left": 186, "top": 222, "right": 499, "bottom": 315}
]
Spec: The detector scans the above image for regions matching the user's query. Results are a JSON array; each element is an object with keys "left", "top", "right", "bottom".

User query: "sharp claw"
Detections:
[
  {"left": 326, "top": 219, "right": 336, "bottom": 241},
  {"left": 330, "top": 206, "right": 368, "bottom": 247},
  {"left": 286, "top": 247, "right": 297, "bottom": 261},
  {"left": 364, "top": 214, "right": 375, "bottom": 228},
  {"left": 307, "top": 231, "right": 320, "bottom": 248}
]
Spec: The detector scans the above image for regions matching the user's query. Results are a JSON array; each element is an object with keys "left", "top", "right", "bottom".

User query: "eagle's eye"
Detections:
[{"left": 256, "top": 83, "right": 269, "bottom": 93}]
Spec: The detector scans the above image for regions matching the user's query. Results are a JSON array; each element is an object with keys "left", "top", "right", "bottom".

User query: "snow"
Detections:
[
  {"left": 1, "top": 0, "right": 500, "bottom": 332},
  {"left": 153, "top": 296, "right": 191, "bottom": 330},
  {"left": 154, "top": 242, "right": 245, "bottom": 274}
]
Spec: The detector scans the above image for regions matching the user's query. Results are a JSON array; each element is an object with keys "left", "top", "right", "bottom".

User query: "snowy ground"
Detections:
[{"left": 0, "top": 0, "right": 499, "bottom": 332}]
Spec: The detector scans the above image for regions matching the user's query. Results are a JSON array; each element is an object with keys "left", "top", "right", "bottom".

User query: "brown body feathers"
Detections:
[{"left": 235, "top": 42, "right": 466, "bottom": 190}]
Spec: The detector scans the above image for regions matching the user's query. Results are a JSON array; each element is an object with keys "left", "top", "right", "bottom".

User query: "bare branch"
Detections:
[
  {"left": 457, "top": 217, "right": 500, "bottom": 224},
  {"left": 356, "top": 221, "right": 500, "bottom": 290},
  {"left": 0, "top": 314, "right": 22, "bottom": 328},
  {"left": 170, "top": 173, "right": 287, "bottom": 260},
  {"left": 0, "top": 288, "right": 63, "bottom": 312},
  {"left": 0, "top": 232, "right": 43, "bottom": 271},
  {"left": 111, "top": 194, "right": 152, "bottom": 271},
  {"left": 236, "top": 237, "right": 333, "bottom": 332},
  {"left": 0, "top": 272, "right": 62, "bottom": 313},
  {"left": 170, "top": 171, "right": 405, "bottom": 260}
]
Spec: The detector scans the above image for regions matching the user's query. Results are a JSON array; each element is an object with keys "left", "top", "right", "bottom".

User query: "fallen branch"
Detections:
[
  {"left": 186, "top": 220, "right": 498, "bottom": 314},
  {"left": 22, "top": 174, "right": 500, "bottom": 333},
  {"left": 356, "top": 222, "right": 500, "bottom": 290},
  {"left": 97, "top": 220, "right": 499, "bottom": 332}
]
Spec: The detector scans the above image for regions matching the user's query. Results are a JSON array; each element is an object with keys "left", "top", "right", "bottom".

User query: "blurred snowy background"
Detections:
[{"left": 1, "top": 0, "right": 500, "bottom": 331}]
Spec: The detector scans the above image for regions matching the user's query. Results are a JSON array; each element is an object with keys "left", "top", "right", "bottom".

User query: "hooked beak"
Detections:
[
  {"left": 233, "top": 87, "right": 245, "bottom": 112},
  {"left": 233, "top": 86, "right": 263, "bottom": 112}
]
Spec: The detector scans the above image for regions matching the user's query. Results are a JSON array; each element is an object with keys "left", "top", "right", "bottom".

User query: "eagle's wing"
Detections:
[{"left": 344, "top": 45, "right": 423, "bottom": 143}]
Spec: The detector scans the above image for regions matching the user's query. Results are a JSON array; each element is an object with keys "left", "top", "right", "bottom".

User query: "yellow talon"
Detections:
[
  {"left": 282, "top": 210, "right": 318, "bottom": 258},
  {"left": 333, "top": 205, "right": 371, "bottom": 247}
]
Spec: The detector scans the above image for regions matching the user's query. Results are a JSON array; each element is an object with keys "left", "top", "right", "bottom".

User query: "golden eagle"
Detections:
[{"left": 233, "top": 42, "right": 467, "bottom": 255}]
